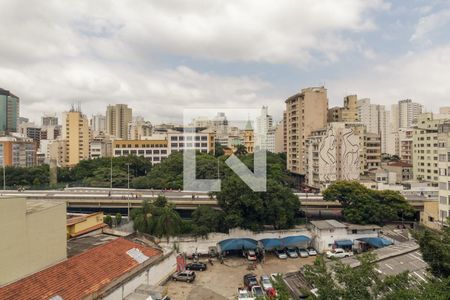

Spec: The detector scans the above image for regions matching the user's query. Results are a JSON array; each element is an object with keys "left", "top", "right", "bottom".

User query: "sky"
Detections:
[{"left": 1, "top": 0, "right": 450, "bottom": 124}]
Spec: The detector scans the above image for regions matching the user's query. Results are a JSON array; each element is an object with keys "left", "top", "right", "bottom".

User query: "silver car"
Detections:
[{"left": 297, "top": 248, "right": 309, "bottom": 258}]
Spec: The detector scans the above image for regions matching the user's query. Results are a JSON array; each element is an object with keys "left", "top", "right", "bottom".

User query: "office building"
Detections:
[
  {"left": 0, "top": 198, "right": 66, "bottom": 285},
  {"left": 62, "top": 108, "right": 90, "bottom": 166},
  {"left": 438, "top": 120, "right": 450, "bottom": 221},
  {"left": 167, "top": 127, "right": 215, "bottom": 154},
  {"left": 113, "top": 138, "right": 168, "bottom": 164},
  {"left": 0, "top": 88, "right": 20, "bottom": 134},
  {"left": 285, "top": 87, "right": 328, "bottom": 175},
  {"left": 106, "top": 104, "right": 132, "bottom": 140}
]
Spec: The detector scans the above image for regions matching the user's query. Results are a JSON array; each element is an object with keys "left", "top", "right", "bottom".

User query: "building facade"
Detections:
[
  {"left": 327, "top": 95, "right": 358, "bottom": 123},
  {"left": 437, "top": 121, "right": 450, "bottom": 221},
  {"left": 285, "top": 87, "right": 328, "bottom": 175},
  {"left": 62, "top": 109, "right": 90, "bottom": 166},
  {"left": 412, "top": 113, "right": 448, "bottom": 184},
  {"left": 106, "top": 104, "right": 132, "bottom": 140},
  {"left": 113, "top": 139, "right": 169, "bottom": 164},
  {"left": 0, "top": 88, "right": 20, "bottom": 134},
  {"left": 0, "top": 136, "right": 37, "bottom": 167},
  {"left": 305, "top": 123, "right": 360, "bottom": 190}
]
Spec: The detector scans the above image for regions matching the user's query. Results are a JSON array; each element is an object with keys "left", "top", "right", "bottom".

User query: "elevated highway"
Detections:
[{"left": 0, "top": 188, "right": 427, "bottom": 216}]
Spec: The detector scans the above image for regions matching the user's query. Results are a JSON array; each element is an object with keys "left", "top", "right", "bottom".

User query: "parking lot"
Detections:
[{"left": 165, "top": 254, "right": 316, "bottom": 300}]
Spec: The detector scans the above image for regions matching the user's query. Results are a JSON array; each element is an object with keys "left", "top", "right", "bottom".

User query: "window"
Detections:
[{"left": 171, "top": 136, "right": 177, "bottom": 141}]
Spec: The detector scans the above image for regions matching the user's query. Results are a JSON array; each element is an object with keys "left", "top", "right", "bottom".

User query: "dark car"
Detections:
[
  {"left": 186, "top": 262, "right": 207, "bottom": 271},
  {"left": 172, "top": 271, "right": 196, "bottom": 283},
  {"left": 243, "top": 273, "right": 259, "bottom": 289}
]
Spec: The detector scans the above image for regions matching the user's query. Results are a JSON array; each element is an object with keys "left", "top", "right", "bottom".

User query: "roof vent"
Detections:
[{"left": 127, "top": 248, "right": 149, "bottom": 264}]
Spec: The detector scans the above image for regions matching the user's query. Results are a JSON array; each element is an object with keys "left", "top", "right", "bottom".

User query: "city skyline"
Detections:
[{"left": 1, "top": 0, "right": 450, "bottom": 124}]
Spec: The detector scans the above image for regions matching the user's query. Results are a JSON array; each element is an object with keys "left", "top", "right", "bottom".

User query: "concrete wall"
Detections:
[
  {"left": 0, "top": 198, "right": 66, "bottom": 285},
  {"left": 312, "top": 228, "right": 380, "bottom": 252}
]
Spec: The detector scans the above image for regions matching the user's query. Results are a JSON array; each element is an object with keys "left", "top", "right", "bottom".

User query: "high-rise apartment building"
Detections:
[
  {"left": 412, "top": 113, "right": 449, "bottom": 184},
  {"left": 437, "top": 121, "right": 450, "bottom": 221},
  {"left": 327, "top": 95, "right": 358, "bottom": 123},
  {"left": 91, "top": 114, "right": 106, "bottom": 134},
  {"left": 106, "top": 104, "right": 132, "bottom": 140},
  {"left": 305, "top": 122, "right": 360, "bottom": 190},
  {"left": 255, "top": 106, "right": 273, "bottom": 151},
  {"left": 398, "top": 128, "right": 414, "bottom": 163},
  {"left": 285, "top": 87, "right": 328, "bottom": 175},
  {"left": 0, "top": 88, "right": 20, "bottom": 134},
  {"left": 398, "top": 99, "right": 423, "bottom": 129},
  {"left": 62, "top": 108, "right": 90, "bottom": 166},
  {"left": 274, "top": 120, "right": 285, "bottom": 153},
  {"left": 357, "top": 98, "right": 391, "bottom": 154},
  {"left": 440, "top": 107, "right": 450, "bottom": 114}
]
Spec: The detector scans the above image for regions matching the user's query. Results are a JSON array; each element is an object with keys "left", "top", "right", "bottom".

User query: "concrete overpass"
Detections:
[{"left": 0, "top": 188, "right": 427, "bottom": 216}]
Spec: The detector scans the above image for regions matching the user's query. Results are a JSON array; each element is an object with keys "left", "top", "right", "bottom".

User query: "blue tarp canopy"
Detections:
[
  {"left": 260, "top": 238, "right": 284, "bottom": 250},
  {"left": 335, "top": 239, "right": 353, "bottom": 247},
  {"left": 218, "top": 238, "right": 258, "bottom": 252},
  {"left": 357, "top": 237, "right": 392, "bottom": 248},
  {"left": 281, "top": 235, "right": 311, "bottom": 247}
]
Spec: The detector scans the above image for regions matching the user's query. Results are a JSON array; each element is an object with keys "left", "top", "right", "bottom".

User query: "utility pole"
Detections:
[
  {"left": 110, "top": 156, "right": 113, "bottom": 190},
  {"left": 126, "top": 163, "right": 131, "bottom": 217}
]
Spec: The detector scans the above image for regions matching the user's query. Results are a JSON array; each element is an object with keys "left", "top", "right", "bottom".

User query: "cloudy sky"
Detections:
[{"left": 1, "top": 0, "right": 450, "bottom": 124}]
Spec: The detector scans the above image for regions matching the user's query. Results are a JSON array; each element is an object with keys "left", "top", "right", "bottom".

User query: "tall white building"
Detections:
[
  {"left": 255, "top": 106, "right": 273, "bottom": 151},
  {"left": 91, "top": 114, "right": 106, "bottom": 134},
  {"left": 357, "top": 99, "right": 391, "bottom": 154},
  {"left": 398, "top": 99, "right": 423, "bottom": 129}
]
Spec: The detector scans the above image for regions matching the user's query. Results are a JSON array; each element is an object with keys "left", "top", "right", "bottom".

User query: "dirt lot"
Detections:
[{"left": 165, "top": 254, "right": 316, "bottom": 300}]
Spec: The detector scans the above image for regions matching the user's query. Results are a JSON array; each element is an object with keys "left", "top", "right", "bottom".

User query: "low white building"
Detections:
[{"left": 309, "top": 220, "right": 381, "bottom": 252}]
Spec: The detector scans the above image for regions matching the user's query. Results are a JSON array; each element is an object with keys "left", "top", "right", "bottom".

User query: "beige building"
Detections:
[
  {"left": 440, "top": 107, "right": 450, "bottom": 114},
  {"left": 438, "top": 120, "right": 450, "bottom": 221},
  {"left": 412, "top": 113, "right": 449, "bottom": 184},
  {"left": 241, "top": 120, "right": 254, "bottom": 154},
  {"left": 327, "top": 95, "right": 358, "bottom": 123},
  {"left": 0, "top": 198, "right": 66, "bottom": 285},
  {"left": 274, "top": 120, "right": 285, "bottom": 153},
  {"left": 420, "top": 200, "right": 441, "bottom": 230},
  {"left": 106, "top": 104, "right": 132, "bottom": 140},
  {"left": 285, "top": 87, "right": 328, "bottom": 175},
  {"left": 113, "top": 139, "right": 169, "bottom": 164},
  {"left": 363, "top": 132, "right": 382, "bottom": 172},
  {"left": 305, "top": 123, "right": 360, "bottom": 190},
  {"left": 128, "top": 117, "right": 152, "bottom": 140},
  {"left": 62, "top": 109, "right": 90, "bottom": 166},
  {"left": 398, "top": 128, "right": 414, "bottom": 163}
]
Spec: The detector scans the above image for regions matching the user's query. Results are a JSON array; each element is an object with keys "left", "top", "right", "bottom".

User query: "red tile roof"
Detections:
[{"left": 0, "top": 238, "right": 162, "bottom": 300}]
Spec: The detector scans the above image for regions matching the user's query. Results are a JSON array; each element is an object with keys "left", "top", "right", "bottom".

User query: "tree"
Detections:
[
  {"left": 104, "top": 215, "right": 113, "bottom": 227},
  {"left": 191, "top": 206, "right": 225, "bottom": 234},
  {"left": 214, "top": 142, "right": 225, "bottom": 157},
  {"left": 115, "top": 213, "right": 122, "bottom": 226},
  {"left": 154, "top": 195, "right": 168, "bottom": 207},
  {"left": 152, "top": 204, "right": 183, "bottom": 239},
  {"left": 323, "top": 181, "right": 414, "bottom": 225},
  {"left": 415, "top": 219, "right": 450, "bottom": 278},
  {"left": 234, "top": 144, "right": 248, "bottom": 156},
  {"left": 303, "top": 253, "right": 448, "bottom": 300}
]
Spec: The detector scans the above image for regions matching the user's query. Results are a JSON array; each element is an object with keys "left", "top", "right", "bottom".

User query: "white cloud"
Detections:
[
  {"left": 410, "top": 9, "right": 450, "bottom": 45},
  {"left": 0, "top": 0, "right": 388, "bottom": 122},
  {"left": 328, "top": 45, "right": 450, "bottom": 111}
]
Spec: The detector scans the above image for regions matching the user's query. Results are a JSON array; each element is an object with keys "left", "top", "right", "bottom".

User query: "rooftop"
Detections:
[
  {"left": 67, "top": 233, "right": 118, "bottom": 257},
  {"left": 0, "top": 238, "right": 162, "bottom": 300},
  {"left": 310, "top": 219, "right": 347, "bottom": 230},
  {"left": 26, "top": 200, "right": 63, "bottom": 214}
]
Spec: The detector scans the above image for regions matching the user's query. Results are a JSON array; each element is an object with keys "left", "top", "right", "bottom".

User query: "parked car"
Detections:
[
  {"left": 237, "top": 288, "right": 255, "bottom": 300},
  {"left": 260, "top": 275, "right": 273, "bottom": 291},
  {"left": 244, "top": 273, "right": 259, "bottom": 289},
  {"left": 251, "top": 286, "right": 265, "bottom": 298},
  {"left": 297, "top": 248, "right": 309, "bottom": 258},
  {"left": 326, "top": 248, "right": 353, "bottom": 259},
  {"left": 247, "top": 250, "right": 257, "bottom": 261},
  {"left": 286, "top": 247, "right": 299, "bottom": 258},
  {"left": 185, "top": 262, "right": 207, "bottom": 271},
  {"left": 172, "top": 271, "right": 196, "bottom": 282},
  {"left": 307, "top": 247, "right": 317, "bottom": 256},
  {"left": 275, "top": 249, "right": 288, "bottom": 259}
]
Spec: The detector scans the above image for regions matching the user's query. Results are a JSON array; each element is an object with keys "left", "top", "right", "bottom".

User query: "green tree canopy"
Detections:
[{"left": 323, "top": 181, "right": 414, "bottom": 225}]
